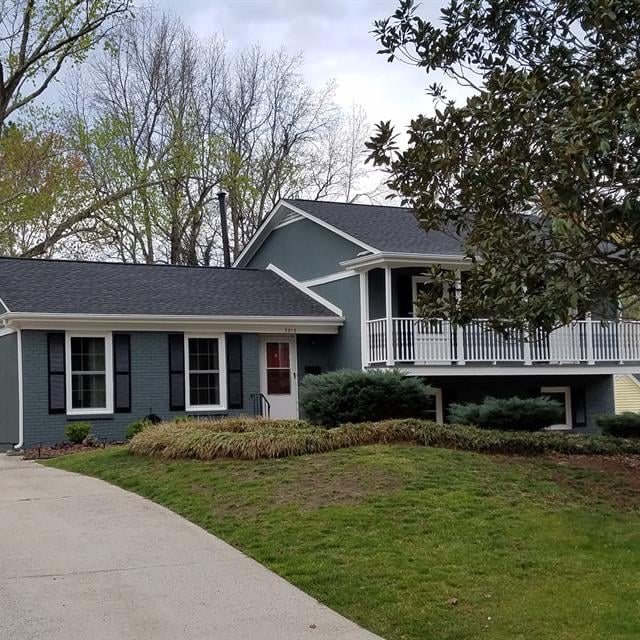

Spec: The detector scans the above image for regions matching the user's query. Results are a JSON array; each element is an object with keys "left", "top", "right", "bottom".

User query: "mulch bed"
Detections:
[
  {"left": 548, "top": 452, "right": 640, "bottom": 488},
  {"left": 24, "top": 442, "right": 124, "bottom": 460}
]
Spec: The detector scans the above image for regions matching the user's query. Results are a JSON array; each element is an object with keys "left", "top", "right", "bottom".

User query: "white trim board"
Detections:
[
  {"left": 3, "top": 312, "right": 343, "bottom": 334},
  {"left": 302, "top": 270, "right": 357, "bottom": 288},
  {"left": 273, "top": 214, "right": 304, "bottom": 230},
  {"left": 368, "top": 365, "right": 640, "bottom": 376},
  {"left": 616, "top": 373, "right": 640, "bottom": 389},
  {"left": 340, "top": 252, "right": 469, "bottom": 271},
  {"left": 0, "top": 327, "right": 16, "bottom": 338},
  {"left": 266, "top": 264, "right": 344, "bottom": 317},
  {"left": 233, "top": 200, "right": 380, "bottom": 267},
  {"left": 0, "top": 295, "right": 10, "bottom": 314}
]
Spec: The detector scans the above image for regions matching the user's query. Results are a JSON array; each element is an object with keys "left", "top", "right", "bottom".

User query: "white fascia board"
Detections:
[
  {"left": 266, "top": 263, "right": 344, "bottom": 317},
  {"left": 280, "top": 201, "right": 380, "bottom": 255},
  {"left": 4, "top": 312, "right": 343, "bottom": 334},
  {"left": 234, "top": 200, "right": 381, "bottom": 268},
  {"left": 0, "top": 295, "right": 11, "bottom": 314},
  {"left": 233, "top": 199, "right": 287, "bottom": 267},
  {"left": 302, "top": 270, "right": 358, "bottom": 288},
  {"left": 340, "top": 252, "right": 469, "bottom": 271},
  {"left": 622, "top": 373, "right": 640, "bottom": 389},
  {"left": 368, "top": 364, "right": 640, "bottom": 376}
]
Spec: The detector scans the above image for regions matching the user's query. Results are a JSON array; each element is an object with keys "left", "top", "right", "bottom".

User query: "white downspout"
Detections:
[{"left": 14, "top": 327, "right": 24, "bottom": 450}]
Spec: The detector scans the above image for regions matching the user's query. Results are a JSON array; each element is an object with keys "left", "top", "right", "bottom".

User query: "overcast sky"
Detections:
[{"left": 147, "top": 0, "right": 454, "bottom": 133}]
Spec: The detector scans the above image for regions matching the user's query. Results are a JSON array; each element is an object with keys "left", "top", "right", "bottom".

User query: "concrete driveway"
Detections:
[{"left": 0, "top": 455, "right": 381, "bottom": 640}]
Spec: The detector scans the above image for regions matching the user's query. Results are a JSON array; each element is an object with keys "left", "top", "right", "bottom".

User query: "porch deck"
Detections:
[{"left": 366, "top": 317, "right": 640, "bottom": 367}]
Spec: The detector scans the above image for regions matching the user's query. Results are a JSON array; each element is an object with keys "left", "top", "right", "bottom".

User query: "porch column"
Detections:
[
  {"left": 454, "top": 271, "right": 465, "bottom": 365},
  {"left": 385, "top": 266, "right": 393, "bottom": 365},
  {"left": 359, "top": 270, "right": 369, "bottom": 369},
  {"left": 586, "top": 312, "right": 595, "bottom": 364}
]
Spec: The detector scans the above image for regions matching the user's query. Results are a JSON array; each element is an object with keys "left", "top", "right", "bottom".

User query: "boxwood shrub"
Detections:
[
  {"left": 596, "top": 412, "right": 640, "bottom": 438},
  {"left": 448, "top": 396, "right": 564, "bottom": 431},
  {"left": 299, "top": 369, "right": 433, "bottom": 427},
  {"left": 65, "top": 421, "right": 92, "bottom": 444}
]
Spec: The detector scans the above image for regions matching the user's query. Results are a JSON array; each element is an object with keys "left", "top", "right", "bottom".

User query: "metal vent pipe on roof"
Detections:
[{"left": 218, "top": 191, "right": 231, "bottom": 268}]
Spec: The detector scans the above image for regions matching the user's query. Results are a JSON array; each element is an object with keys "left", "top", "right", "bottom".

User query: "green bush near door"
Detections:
[{"left": 299, "top": 369, "right": 434, "bottom": 427}]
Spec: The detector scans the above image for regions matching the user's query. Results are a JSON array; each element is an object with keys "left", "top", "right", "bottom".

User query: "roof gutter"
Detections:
[{"left": 340, "top": 252, "right": 470, "bottom": 271}]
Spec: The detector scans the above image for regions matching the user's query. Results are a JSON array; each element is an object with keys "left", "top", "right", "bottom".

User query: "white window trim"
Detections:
[
  {"left": 541, "top": 386, "right": 572, "bottom": 429},
  {"left": 428, "top": 388, "right": 444, "bottom": 424},
  {"left": 65, "top": 331, "right": 113, "bottom": 416},
  {"left": 184, "top": 333, "right": 227, "bottom": 412}
]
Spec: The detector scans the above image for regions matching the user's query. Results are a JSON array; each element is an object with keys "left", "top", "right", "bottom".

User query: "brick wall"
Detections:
[{"left": 21, "top": 330, "right": 261, "bottom": 447}]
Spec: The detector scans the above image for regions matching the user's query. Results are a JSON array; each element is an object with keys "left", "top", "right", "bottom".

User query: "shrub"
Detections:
[
  {"left": 596, "top": 413, "right": 640, "bottom": 438},
  {"left": 126, "top": 418, "right": 151, "bottom": 441},
  {"left": 448, "top": 396, "right": 564, "bottom": 431},
  {"left": 299, "top": 369, "right": 433, "bottom": 427},
  {"left": 65, "top": 421, "right": 92, "bottom": 444},
  {"left": 128, "top": 417, "right": 640, "bottom": 461}
]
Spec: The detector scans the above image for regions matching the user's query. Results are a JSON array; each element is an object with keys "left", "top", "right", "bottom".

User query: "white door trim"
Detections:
[
  {"left": 429, "top": 388, "right": 444, "bottom": 424},
  {"left": 260, "top": 335, "right": 299, "bottom": 419},
  {"left": 541, "top": 386, "right": 572, "bottom": 429}
]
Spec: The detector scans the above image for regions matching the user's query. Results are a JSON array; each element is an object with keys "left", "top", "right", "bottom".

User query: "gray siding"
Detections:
[
  {"left": 247, "top": 218, "right": 362, "bottom": 281},
  {"left": 310, "top": 277, "right": 361, "bottom": 369},
  {"left": 21, "top": 330, "right": 261, "bottom": 447},
  {"left": 297, "top": 335, "right": 336, "bottom": 382},
  {"left": 424, "top": 374, "right": 615, "bottom": 432},
  {"left": 0, "top": 332, "right": 19, "bottom": 445},
  {"left": 584, "top": 375, "right": 615, "bottom": 433}
]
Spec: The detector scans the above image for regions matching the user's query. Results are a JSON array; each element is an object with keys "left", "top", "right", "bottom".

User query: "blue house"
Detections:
[{"left": 1, "top": 198, "right": 638, "bottom": 448}]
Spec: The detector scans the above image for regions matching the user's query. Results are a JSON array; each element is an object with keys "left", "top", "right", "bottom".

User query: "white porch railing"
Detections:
[{"left": 365, "top": 317, "right": 640, "bottom": 366}]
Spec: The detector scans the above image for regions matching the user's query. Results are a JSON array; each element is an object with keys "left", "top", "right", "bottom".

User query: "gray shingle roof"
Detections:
[
  {"left": 286, "top": 199, "right": 464, "bottom": 255},
  {"left": 0, "top": 258, "right": 337, "bottom": 317}
]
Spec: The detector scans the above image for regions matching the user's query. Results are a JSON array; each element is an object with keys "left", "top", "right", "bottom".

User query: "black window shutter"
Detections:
[
  {"left": 48, "top": 333, "right": 66, "bottom": 414},
  {"left": 227, "top": 334, "right": 243, "bottom": 409},
  {"left": 169, "top": 334, "right": 185, "bottom": 411},
  {"left": 113, "top": 334, "right": 131, "bottom": 413}
]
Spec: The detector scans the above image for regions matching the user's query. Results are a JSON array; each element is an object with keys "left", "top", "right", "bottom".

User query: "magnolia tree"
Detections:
[{"left": 367, "top": 0, "right": 640, "bottom": 330}]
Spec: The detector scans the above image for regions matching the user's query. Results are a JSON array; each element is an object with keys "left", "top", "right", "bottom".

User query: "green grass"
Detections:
[{"left": 45, "top": 446, "right": 640, "bottom": 640}]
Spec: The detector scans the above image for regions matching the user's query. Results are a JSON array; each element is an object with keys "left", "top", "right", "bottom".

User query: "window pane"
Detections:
[
  {"left": 189, "top": 372, "right": 220, "bottom": 406},
  {"left": 266, "top": 342, "right": 290, "bottom": 368},
  {"left": 267, "top": 369, "right": 290, "bottom": 395},
  {"left": 189, "top": 338, "right": 219, "bottom": 371},
  {"left": 71, "top": 337, "right": 105, "bottom": 372},
  {"left": 72, "top": 374, "right": 106, "bottom": 409}
]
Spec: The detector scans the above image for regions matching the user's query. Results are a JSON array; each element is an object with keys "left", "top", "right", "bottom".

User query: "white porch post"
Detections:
[
  {"left": 586, "top": 312, "right": 595, "bottom": 364},
  {"left": 359, "top": 270, "right": 369, "bottom": 369},
  {"left": 385, "top": 266, "right": 394, "bottom": 365},
  {"left": 454, "top": 271, "right": 465, "bottom": 365}
]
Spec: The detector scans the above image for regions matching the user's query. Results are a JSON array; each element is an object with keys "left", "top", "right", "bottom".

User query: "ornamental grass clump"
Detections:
[{"left": 128, "top": 417, "right": 640, "bottom": 461}]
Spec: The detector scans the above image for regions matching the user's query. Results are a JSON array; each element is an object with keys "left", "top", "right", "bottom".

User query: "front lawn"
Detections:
[{"left": 45, "top": 445, "right": 640, "bottom": 640}]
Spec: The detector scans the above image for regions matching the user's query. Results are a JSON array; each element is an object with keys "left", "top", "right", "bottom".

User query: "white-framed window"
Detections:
[
  {"left": 66, "top": 332, "right": 113, "bottom": 415},
  {"left": 185, "top": 334, "right": 227, "bottom": 411}
]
